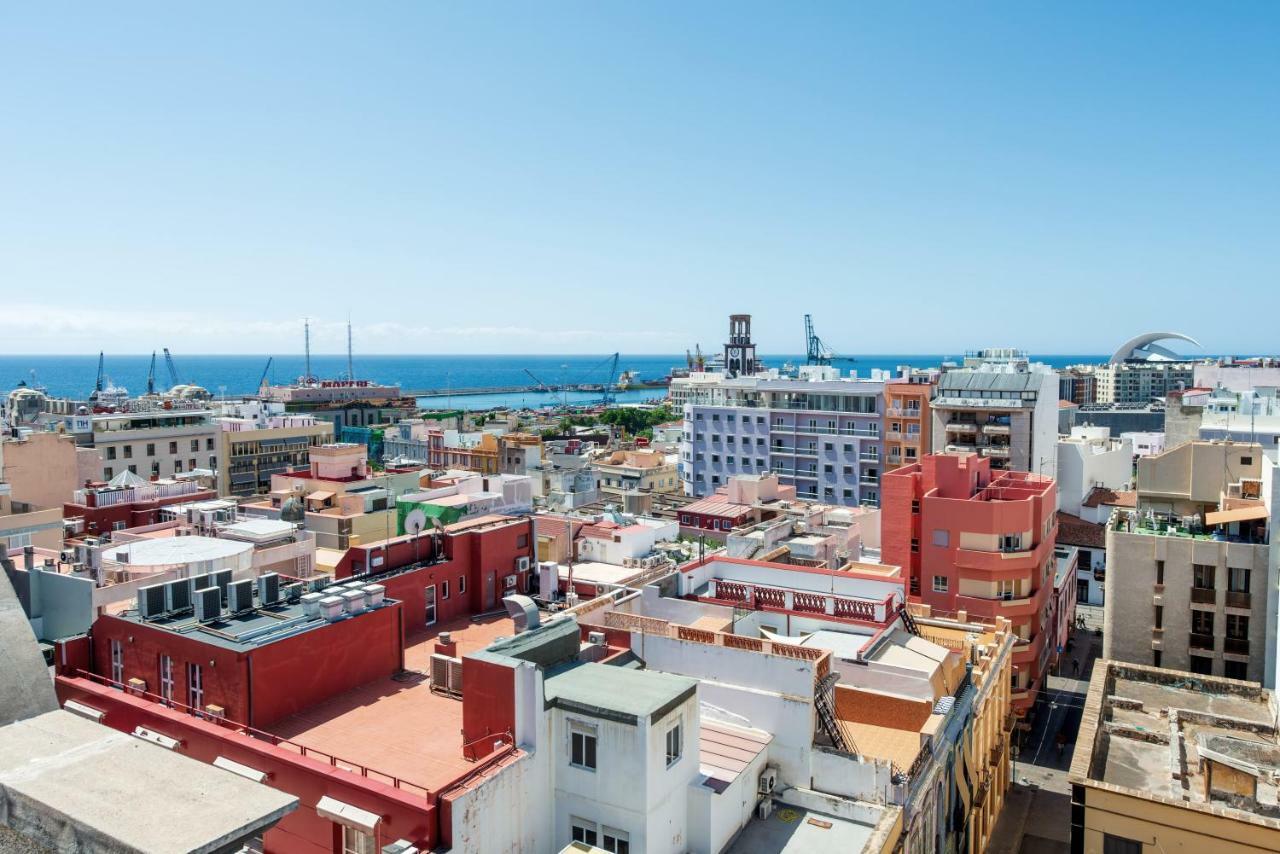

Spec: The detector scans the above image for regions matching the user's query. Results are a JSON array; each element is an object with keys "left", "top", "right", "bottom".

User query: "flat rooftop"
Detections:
[
  {"left": 268, "top": 614, "right": 516, "bottom": 794},
  {"left": 545, "top": 661, "right": 697, "bottom": 725},
  {"left": 0, "top": 709, "right": 296, "bottom": 853},
  {"left": 1072, "top": 660, "right": 1280, "bottom": 827},
  {"left": 725, "top": 802, "right": 887, "bottom": 854}
]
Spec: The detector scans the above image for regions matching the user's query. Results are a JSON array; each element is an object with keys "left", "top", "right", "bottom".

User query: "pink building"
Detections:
[{"left": 882, "top": 453, "right": 1057, "bottom": 713}]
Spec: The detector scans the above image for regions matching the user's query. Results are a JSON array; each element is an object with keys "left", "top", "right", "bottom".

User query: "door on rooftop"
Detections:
[
  {"left": 425, "top": 584, "right": 437, "bottom": 626},
  {"left": 484, "top": 573, "right": 496, "bottom": 610}
]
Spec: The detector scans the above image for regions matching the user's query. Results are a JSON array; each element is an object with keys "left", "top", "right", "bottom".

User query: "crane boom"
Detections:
[
  {"left": 163, "top": 348, "right": 180, "bottom": 386},
  {"left": 258, "top": 357, "right": 274, "bottom": 390},
  {"left": 147, "top": 352, "right": 157, "bottom": 396},
  {"left": 94, "top": 352, "right": 105, "bottom": 394},
  {"left": 523, "top": 368, "right": 551, "bottom": 391}
]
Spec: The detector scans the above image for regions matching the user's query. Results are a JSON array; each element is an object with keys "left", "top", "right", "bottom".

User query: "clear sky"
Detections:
[{"left": 2, "top": 3, "right": 1277, "bottom": 356}]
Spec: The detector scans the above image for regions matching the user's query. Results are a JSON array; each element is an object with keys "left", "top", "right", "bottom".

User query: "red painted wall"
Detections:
[
  {"left": 460, "top": 655, "right": 516, "bottom": 753},
  {"left": 55, "top": 676, "right": 439, "bottom": 853},
  {"left": 90, "top": 602, "right": 404, "bottom": 729},
  {"left": 64, "top": 489, "right": 218, "bottom": 534}
]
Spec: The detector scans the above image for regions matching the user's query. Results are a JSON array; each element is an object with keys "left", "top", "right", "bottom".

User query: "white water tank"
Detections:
[
  {"left": 362, "top": 584, "right": 385, "bottom": 608},
  {"left": 301, "top": 592, "right": 325, "bottom": 619},
  {"left": 319, "top": 595, "right": 344, "bottom": 621},
  {"left": 340, "top": 589, "right": 366, "bottom": 614}
]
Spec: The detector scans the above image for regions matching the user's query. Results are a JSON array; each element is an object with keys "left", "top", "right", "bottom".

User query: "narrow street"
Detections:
[{"left": 987, "top": 608, "right": 1102, "bottom": 854}]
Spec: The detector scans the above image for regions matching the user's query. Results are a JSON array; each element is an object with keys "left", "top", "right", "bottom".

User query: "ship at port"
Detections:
[{"left": 258, "top": 319, "right": 404, "bottom": 404}]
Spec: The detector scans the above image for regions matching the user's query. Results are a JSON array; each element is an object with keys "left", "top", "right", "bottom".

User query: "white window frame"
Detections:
[
  {"left": 570, "top": 817, "right": 598, "bottom": 847},
  {"left": 458, "top": 575, "right": 466, "bottom": 594},
  {"left": 110, "top": 639, "right": 124, "bottom": 684},
  {"left": 341, "top": 825, "right": 376, "bottom": 854},
  {"left": 932, "top": 575, "right": 949, "bottom": 593},
  {"left": 159, "top": 655, "right": 174, "bottom": 703},
  {"left": 187, "top": 662, "right": 203, "bottom": 710},
  {"left": 665, "top": 720, "right": 683, "bottom": 768},
  {"left": 570, "top": 721, "right": 598, "bottom": 771},
  {"left": 424, "top": 584, "right": 437, "bottom": 626},
  {"left": 602, "top": 826, "right": 631, "bottom": 854},
  {"left": 442, "top": 580, "right": 450, "bottom": 600}
]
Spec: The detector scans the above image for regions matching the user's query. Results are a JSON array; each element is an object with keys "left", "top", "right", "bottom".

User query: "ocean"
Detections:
[{"left": 0, "top": 353, "right": 1107, "bottom": 411}]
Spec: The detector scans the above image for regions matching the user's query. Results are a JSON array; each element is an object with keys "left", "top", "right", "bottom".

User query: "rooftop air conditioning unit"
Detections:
[
  {"left": 228, "top": 579, "right": 254, "bottom": 615},
  {"left": 194, "top": 587, "right": 222, "bottom": 623},
  {"left": 282, "top": 582, "right": 303, "bottom": 603},
  {"left": 756, "top": 799, "right": 773, "bottom": 820},
  {"left": 430, "top": 653, "right": 464, "bottom": 698},
  {"left": 212, "top": 569, "right": 233, "bottom": 604},
  {"left": 504, "top": 574, "right": 517, "bottom": 589},
  {"left": 164, "top": 579, "right": 191, "bottom": 613},
  {"left": 137, "top": 584, "right": 166, "bottom": 620},
  {"left": 188, "top": 572, "right": 211, "bottom": 600},
  {"left": 340, "top": 589, "right": 366, "bottom": 614},
  {"left": 319, "top": 595, "right": 344, "bottom": 621},
  {"left": 587, "top": 631, "right": 606, "bottom": 645},
  {"left": 258, "top": 572, "right": 281, "bottom": 606},
  {"left": 363, "top": 584, "right": 385, "bottom": 608},
  {"left": 758, "top": 766, "right": 778, "bottom": 795},
  {"left": 300, "top": 591, "right": 324, "bottom": 619},
  {"left": 516, "top": 556, "right": 530, "bottom": 572},
  {"left": 60, "top": 549, "right": 75, "bottom": 563}
]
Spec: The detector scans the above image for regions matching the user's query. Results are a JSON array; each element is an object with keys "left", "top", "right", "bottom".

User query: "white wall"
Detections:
[
  {"left": 447, "top": 750, "right": 551, "bottom": 853},
  {"left": 1057, "top": 431, "right": 1132, "bottom": 514},
  {"left": 809, "top": 747, "right": 899, "bottom": 805}
]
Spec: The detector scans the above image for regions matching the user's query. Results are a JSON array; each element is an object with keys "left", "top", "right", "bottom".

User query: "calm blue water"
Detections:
[{"left": 0, "top": 353, "right": 1108, "bottom": 410}]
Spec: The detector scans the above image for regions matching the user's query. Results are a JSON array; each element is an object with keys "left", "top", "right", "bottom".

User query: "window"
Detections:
[
  {"left": 341, "top": 826, "right": 375, "bottom": 854},
  {"left": 174, "top": 460, "right": 183, "bottom": 473},
  {"left": 1102, "top": 834, "right": 1143, "bottom": 854},
  {"left": 159, "top": 655, "right": 174, "bottom": 703},
  {"left": 997, "top": 579, "right": 1015, "bottom": 601},
  {"left": 123, "top": 445, "right": 133, "bottom": 459},
  {"left": 910, "top": 538, "right": 919, "bottom": 553},
  {"left": 1241, "top": 456, "right": 1253, "bottom": 466},
  {"left": 1224, "top": 659, "right": 1248, "bottom": 680},
  {"left": 110, "top": 639, "right": 123, "bottom": 684},
  {"left": 931, "top": 529, "right": 949, "bottom": 547},
  {"left": 190, "top": 439, "right": 199, "bottom": 453},
  {"left": 1152, "top": 650, "right": 1162, "bottom": 668},
  {"left": 570, "top": 818, "right": 598, "bottom": 847},
  {"left": 824, "top": 443, "right": 833, "bottom": 451},
  {"left": 104, "top": 466, "right": 113, "bottom": 479},
  {"left": 1154, "top": 605, "right": 1162, "bottom": 629},
  {"left": 187, "top": 662, "right": 203, "bottom": 709},
  {"left": 459, "top": 575, "right": 466, "bottom": 594},
  {"left": 1193, "top": 564, "right": 1215, "bottom": 590},
  {"left": 910, "top": 500, "right": 920, "bottom": 514},
  {"left": 570, "top": 723, "right": 597, "bottom": 770},
  {"left": 843, "top": 489, "right": 853, "bottom": 499},
  {"left": 1192, "top": 610, "right": 1214, "bottom": 635},
  {"left": 189, "top": 458, "right": 197, "bottom": 470},
  {"left": 1155, "top": 560, "right": 1164, "bottom": 585},
  {"left": 1228, "top": 566, "right": 1251, "bottom": 593},
  {"left": 932, "top": 575, "right": 949, "bottom": 593},
  {"left": 442, "top": 580, "right": 450, "bottom": 600},
  {"left": 1227, "top": 614, "right": 1249, "bottom": 639},
  {"left": 169, "top": 441, "right": 178, "bottom": 454},
  {"left": 824, "top": 464, "right": 833, "bottom": 474},
  {"left": 128, "top": 464, "right": 137, "bottom": 475},
  {"left": 106, "top": 446, "right": 117, "bottom": 460},
  {"left": 602, "top": 827, "right": 630, "bottom": 854},
  {"left": 1189, "top": 654, "right": 1213, "bottom": 675},
  {"left": 146, "top": 442, "right": 156, "bottom": 456},
  {"left": 665, "top": 720, "right": 682, "bottom": 767},
  {"left": 206, "top": 438, "right": 215, "bottom": 451}
]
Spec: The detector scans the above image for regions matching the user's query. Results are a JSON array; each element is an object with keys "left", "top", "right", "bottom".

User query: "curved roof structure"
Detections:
[{"left": 1109, "top": 332, "right": 1200, "bottom": 365}]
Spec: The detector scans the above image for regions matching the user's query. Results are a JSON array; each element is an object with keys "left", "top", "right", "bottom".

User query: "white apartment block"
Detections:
[
  {"left": 1094, "top": 361, "right": 1195, "bottom": 404},
  {"left": 1056, "top": 427, "right": 1132, "bottom": 515},
  {"left": 931, "top": 352, "right": 1059, "bottom": 482},
  {"left": 680, "top": 373, "right": 885, "bottom": 508}
]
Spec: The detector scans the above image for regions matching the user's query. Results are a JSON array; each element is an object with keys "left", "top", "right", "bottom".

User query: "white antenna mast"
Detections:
[
  {"left": 347, "top": 318, "right": 355, "bottom": 382},
  {"left": 303, "top": 317, "right": 313, "bottom": 383}
]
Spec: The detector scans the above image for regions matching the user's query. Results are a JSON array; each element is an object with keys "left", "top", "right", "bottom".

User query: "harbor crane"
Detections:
[
  {"left": 163, "top": 348, "right": 181, "bottom": 386},
  {"left": 94, "top": 352, "right": 105, "bottom": 395},
  {"left": 804, "top": 314, "right": 854, "bottom": 366},
  {"left": 523, "top": 368, "right": 553, "bottom": 392},
  {"left": 146, "top": 352, "right": 157, "bottom": 395},
  {"left": 257, "top": 357, "right": 274, "bottom": 390}
]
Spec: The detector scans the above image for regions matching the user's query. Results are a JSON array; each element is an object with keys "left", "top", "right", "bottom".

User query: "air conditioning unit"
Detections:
[
  {"left": 212, "top": 569, "right": 233, "bottom": 603},
  {"left": 60, "top": 549, "right": 75, "bottom": 563},
  {"left": 194, "top": 586, "right": 222, "bottom": 623},
  {"left": 188, "top": 572, "right": 211, "bottom": 600},
  {"left": 430, "top": 653, "right": 464, "bottom": 698},
  {"left": 258, "top": 572, "right": 281, "bottom": 606},
  {"left": 756, "top": 798, "right": 773, "bottom": 820},
  {"left": 587, "top": 631, "right": 606, "bottom": 645},
  {"left": 227, "top": 579, "right": 254, "bottom": 614},
  {"left": 137, "top": 583, "right": 166, "bottom": 619},
  {"left": 164, "top": 579, "right": 191, "bottom": 613},
  {"left": 758, "top": 766, "right": 778, "bottom": 795},
  {"left": 282, "top": 582, "right": 303, "bottom": 603},
  {"left": 516, "top": 556, "right": 530, "bottom": 572},
  {"left": 504, "top": 574, "right": 517, "bottom": 589}
]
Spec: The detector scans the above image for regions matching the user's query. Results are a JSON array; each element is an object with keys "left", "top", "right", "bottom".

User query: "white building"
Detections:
[
  {"left": 1120, "top": 431, "right": 1165, "bottom": 459},
  {"left": 1056, "top": 427, "right": 1132, "bottom": 515}
]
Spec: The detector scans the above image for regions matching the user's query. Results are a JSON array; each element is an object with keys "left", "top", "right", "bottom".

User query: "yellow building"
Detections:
[
  {"left": 1069, "top": 659, "right": 1280, "bottom": 853},
  {"left": 592, "top": 450, "right": 679, "bottom": 499}
]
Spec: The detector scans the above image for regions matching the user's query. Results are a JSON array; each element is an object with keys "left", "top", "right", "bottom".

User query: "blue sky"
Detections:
[{"left": 1, "top": 3, "right": 1276, "bottom": 355}]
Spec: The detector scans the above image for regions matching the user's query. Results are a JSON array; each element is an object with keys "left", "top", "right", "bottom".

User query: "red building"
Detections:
[
  {"left": 53, "top": 514, "right": 535, "bottom": 854},
  {"left": 882, "top": 453, "right": 1056, "bottom": 713},
  {"left": 64, "top": 478, "right": 217, "bottom": 536}
]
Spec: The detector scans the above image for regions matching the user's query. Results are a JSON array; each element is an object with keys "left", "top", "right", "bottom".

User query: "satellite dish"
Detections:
[
  {"left": 405, "top": 508, "right": 428, "bottom": 535},
  {"left": 430, "top": 516, "right": 445, "bottom": 533}
]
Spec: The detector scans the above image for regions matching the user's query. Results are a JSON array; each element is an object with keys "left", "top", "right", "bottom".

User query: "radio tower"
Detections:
[
  {"left": 303, "top": 317, "right": 313, "bottom": 383},
  {"left": 347, "top": 319, "right": 355, "bottom": 382}
]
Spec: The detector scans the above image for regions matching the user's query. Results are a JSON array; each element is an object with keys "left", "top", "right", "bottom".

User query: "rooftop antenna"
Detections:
[
  {"left": 303, "top": 317, "right": 313, "bottom": 383},
  {"left": 346, "top": 318, "right": 355, "bottom": 382}
]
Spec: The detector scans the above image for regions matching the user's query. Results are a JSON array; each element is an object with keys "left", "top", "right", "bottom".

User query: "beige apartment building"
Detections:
[
  {"left": 217, "top": 417, "right": 334, "bottom": 497},
  {"left": 1069, "top": 660, "right": 1280, "bottom": 853},
  {"left": 592, "top": 449, "right": 679, "bottom": 499},
  {"left": 1104, "top": 441, "right": 1276, "bottom": 683}
]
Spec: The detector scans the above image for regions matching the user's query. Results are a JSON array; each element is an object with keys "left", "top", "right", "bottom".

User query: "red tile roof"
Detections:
[
  {"left": 1082, "top": 487, "right": 1137, "bottom": 509},
  {"left": 1056, "top": 512, "right": 1105, "bottom": 549}
]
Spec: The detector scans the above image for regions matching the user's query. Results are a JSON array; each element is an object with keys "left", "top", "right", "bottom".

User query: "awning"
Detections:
[
  {"left": 315, "top": 795, "right": 380, "bottom": 832},
  {"left": 1205, "top": 506, "right": 1268, "bottom": 526},
  {"left": 306, "top": 490, "right": 335, "bottom": 503}
]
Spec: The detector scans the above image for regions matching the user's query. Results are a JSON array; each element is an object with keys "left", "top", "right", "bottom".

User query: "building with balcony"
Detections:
[
  {"left": 682, "top": 372, "right": 886, "bottom": 508},
  {"left": 592, "top": 448, "right": 680, "bottom": 498},
  {"left": 881, "top": 452, "right": 1058, "bottom": 712},
  {"left": 62, "top": 472, "right": 217, "bottom": 536},
  {"left": 677, "top": 472, "right": 797, "bottom": 541},
  {"left": 931, "top": 350, "right": 1060, "bottom": 482},
  {"left": 1103, "top": 441, "right": 1278, "bottom": 685},
  {"left": 1095, "top": 360, "right": 1197, "bottom": 404},
  {"left": 883, "top": 379, "right": 933, "bottom": 473},
  {"left": 68, "top": 408, "right": 219, "bottom": 483},
  {"left": 216, "top": 410, "right": 334, "bottom": 497},
  {"left": 1069, "top": 660, "right": 1280, "bottom": 854}
]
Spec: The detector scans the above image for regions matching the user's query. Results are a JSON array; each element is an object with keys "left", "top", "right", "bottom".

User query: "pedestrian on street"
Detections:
[{"left": 1071, "top": 657, "right": 1079, "bottom": 677}]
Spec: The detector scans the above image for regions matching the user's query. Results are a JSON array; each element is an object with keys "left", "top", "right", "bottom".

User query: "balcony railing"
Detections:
[
  {"left": 859, "top": 476, "right": 879, "bottom": 486},
  {"left": 982, "top": 423, "right": 1012, "bottom": 435},
  {"left": 982, "top": 446, "right": 1011, "bottom": 458},
  {"left": 1225, "top": 637, "right": 1249, "bottom": 655},
  {"left": 1191, "top": 587, "right": 1217, "bottom": 605},
  {"left": 946, "top": 422, "right": 979, "bottom": 433},
  {"left": 1226, "top": 591, "right": 1251, "bottom": 609},
  {"left": 859, "top": 452, "right": 880, "bottom": 462},
  {"left": 1189, "top": 632, "right": 1215, "bottom": 651}
]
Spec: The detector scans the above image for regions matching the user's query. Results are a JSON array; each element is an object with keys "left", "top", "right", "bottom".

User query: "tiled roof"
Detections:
[
  {"left": 1056, "top": 512, "right": 1105, "bottom": 549},
  {"left": 1082, "top": 487, "right": 1137, "bottom": 509}
]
